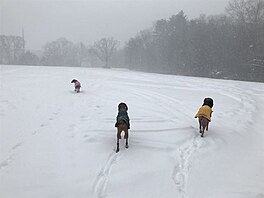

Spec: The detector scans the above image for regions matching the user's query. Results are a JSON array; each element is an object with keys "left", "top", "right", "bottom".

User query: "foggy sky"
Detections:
[{"left": 0, "top": 0, "right": 230, "bottom": 50}]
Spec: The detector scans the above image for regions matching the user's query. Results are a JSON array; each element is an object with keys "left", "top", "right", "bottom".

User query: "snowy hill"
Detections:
[{"left": 0, "top": 65, "right": 264, "bottom": 198}]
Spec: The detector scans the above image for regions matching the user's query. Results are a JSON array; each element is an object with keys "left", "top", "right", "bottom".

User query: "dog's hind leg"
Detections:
[
  {"left": 201, "top": 127, "right": 205, "bottom": 137},
  {"left": 116, "top": 142, "right": 119, "bottom": 153},
  {"left": 116, "top": 128, "right": 121, "bottom": 153},
  {"left": 124, "top": 128, "right": 129, "bottom": 149},
  {"left": 116, "top": 140, "right": 120, "bottom": 153},
  {"left": 206, "top": 122, "right": 209, "bottom": 131},
  {"left": 199, "top": 117, "right": 202, "bottom": 133},
  {"left": 201, "top": 120, "right": 209, "bottom": 137}
]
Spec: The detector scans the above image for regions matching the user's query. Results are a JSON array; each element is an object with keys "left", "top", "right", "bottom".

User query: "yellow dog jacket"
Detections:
[{"left": 195, "top": 105, "right": 213, "bottom": 121}]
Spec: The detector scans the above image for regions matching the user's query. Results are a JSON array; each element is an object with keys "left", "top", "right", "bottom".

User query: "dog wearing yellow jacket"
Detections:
[{"left": 195, "top": 98, "right": 213, "bottom": 137}]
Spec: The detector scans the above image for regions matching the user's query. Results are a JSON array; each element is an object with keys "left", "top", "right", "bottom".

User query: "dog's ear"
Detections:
[{"left": 124, "top": 103, "right": 128, "bottom": 111}]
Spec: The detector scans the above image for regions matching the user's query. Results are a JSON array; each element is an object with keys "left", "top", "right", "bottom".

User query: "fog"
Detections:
[{"left": 0, "top": 0, "right": 229, "bottom": 50}]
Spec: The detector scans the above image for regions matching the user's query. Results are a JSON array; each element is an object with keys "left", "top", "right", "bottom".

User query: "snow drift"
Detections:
[{"left": 0, "top": 65, "right": 263, "bottom": 198}]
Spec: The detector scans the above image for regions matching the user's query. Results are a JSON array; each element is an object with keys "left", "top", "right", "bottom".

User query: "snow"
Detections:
[{"left": 0, "top": 65, "right": 264, "bottom": 198}]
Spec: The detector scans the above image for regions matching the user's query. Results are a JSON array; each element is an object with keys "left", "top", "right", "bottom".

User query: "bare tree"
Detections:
[
  {"left": 41, "top": 38, "right": 77, "bottom": 66},
  {"left": 0, "top": 35, "right": 24, "bottom": 64},
  {"left": 226, "top": 0, "right": 264, "bottom": 24},
  {"left": 226, "top": 0, "right": 264, "bottom": 78},
  {"left": 92, "top": 37, "right": 119, "bottom": 68}
]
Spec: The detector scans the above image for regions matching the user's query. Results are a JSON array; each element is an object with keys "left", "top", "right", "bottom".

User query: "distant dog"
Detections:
[
  {"left": 115, "top": 102, "right": 130, "bottom": 153},
  {"left": 71, "top": 79, "right": 81, "bottom": 93},
  {"left": 195, "top": 98, "right": 213, "bottom": 137}
]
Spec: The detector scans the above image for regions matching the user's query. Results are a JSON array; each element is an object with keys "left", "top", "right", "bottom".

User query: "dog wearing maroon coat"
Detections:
[{"left": 71, "top": 79, "right": 81, "bottom": 93}]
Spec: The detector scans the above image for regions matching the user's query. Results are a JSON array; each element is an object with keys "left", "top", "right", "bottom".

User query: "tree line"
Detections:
[
  {"left": 0, "top": 36, "right": 119, "bottom": 68},
  {"left": 123, "top": 0, "right": 264, "bottom": 82},
  {"left": 0, "top": 0, "right": 263, "bottom": 82}
]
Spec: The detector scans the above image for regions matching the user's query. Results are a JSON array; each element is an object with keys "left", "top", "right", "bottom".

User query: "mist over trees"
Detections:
[
  {"left": 0, "top": 0, "right": 263, "bottom": 82},
  {"left": 124, "top": 0, "right": 264, "bottom": 82}
]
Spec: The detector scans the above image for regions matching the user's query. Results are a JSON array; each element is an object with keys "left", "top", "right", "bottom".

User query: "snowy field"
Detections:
[{"left": 0, "top": 65, "right": 264, "bottom": 198}]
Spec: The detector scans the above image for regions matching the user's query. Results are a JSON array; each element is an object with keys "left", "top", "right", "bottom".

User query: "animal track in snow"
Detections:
[
  {"left": 0, "top": 156, "right": 13, "bottom": 170},
  {"left": 93, "top": 152, "right": 119, "bottom": 198},
  {"left": 11, "top": 142, "right": 23, "bottom": 150},
  {"left": 172, "top": 135, "right": 203, "bottom": 198},
  {"left": 0, "top": 142, "right": 23, "bottom": 171}
]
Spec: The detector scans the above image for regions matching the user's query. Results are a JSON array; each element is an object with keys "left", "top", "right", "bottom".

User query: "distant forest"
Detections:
[{"left": 1, "top": 0, "right": 264, "bottom": 82}]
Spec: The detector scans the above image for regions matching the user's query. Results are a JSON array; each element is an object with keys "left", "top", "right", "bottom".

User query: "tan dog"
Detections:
[
  {"left": 195, "top": 98, "right": 213, "bottom": 137},
  {"left": 115, "top": 103, "right": 130, "bottom": 153},
  {"left": 116, "top": 120, "right": 129, "bottom": 152}
]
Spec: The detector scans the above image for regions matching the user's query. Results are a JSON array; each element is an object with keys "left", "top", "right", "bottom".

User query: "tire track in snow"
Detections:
[
  {"left": 172, "top": 136, "right": 203, "bottom": 198},
  {"left": 93, "top": 152, "right": 119, "bottom": 198}
]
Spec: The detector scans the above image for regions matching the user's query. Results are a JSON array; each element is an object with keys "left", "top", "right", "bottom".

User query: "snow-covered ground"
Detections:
[{"left": 0, "top": 65, "right": 263, "bottom": 198}]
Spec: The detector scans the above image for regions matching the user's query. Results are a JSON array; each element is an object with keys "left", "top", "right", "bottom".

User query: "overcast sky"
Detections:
[{"left": 0, "top": 0, "right": 230, "bottom": 50}]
